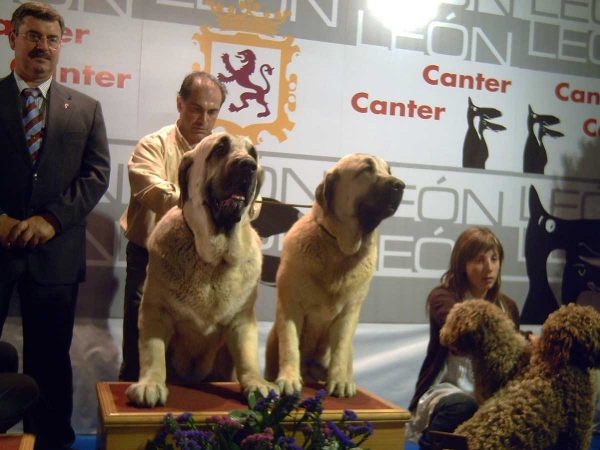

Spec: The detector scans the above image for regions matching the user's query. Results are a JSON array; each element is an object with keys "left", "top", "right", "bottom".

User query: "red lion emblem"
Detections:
[{"left": 218, "top": 49, "right": 274, "bottom": 118}]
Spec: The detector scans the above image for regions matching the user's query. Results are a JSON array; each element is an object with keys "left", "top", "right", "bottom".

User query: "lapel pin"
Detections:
[{"left": 64, "top": 103, "right": 69, "bottom": 109}]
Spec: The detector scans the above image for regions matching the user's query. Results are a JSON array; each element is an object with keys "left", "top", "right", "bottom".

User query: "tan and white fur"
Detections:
[
  {"left": 126, "top": 132, "right": 274, "bottom": 407},
  {"left": 265, "top": 154, "right": 404, "bottom": 397}
]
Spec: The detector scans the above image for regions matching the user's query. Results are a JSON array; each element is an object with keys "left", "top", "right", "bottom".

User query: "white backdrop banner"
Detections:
[{"left": 1, "top": 0, "right": 598, "bottom": 325}]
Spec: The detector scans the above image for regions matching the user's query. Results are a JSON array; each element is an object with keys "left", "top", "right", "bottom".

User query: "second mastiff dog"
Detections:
[
  {"left": 265, "top": 153, "right": 404, "bottom": 397},
  {"left": 126, "top": 133, "right": 275, "bottom": 407}
]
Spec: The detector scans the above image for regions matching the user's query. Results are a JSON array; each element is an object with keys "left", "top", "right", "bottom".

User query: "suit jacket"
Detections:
[{"left": 0, "top": 73, "right": 110, "bottom": 284}]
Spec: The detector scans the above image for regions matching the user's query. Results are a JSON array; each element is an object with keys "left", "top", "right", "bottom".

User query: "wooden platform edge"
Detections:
[
  {"left": 97, "top": 382, "right": 411, "bottom": 425},
  {"left": 97, "top": 382, "right": 118, "bottom": 415},
  {"left": 19, "top": 434, "right": 36, "bottom": 450}
]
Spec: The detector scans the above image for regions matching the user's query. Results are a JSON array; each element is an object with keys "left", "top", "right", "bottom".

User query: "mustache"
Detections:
[{"left": 28, "top": 49, "right": 51, "bottom": 60}]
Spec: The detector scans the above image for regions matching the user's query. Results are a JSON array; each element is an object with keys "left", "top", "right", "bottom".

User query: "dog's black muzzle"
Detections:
[
  {"left": 227, "top": 156, "right": 258, "bottom": 194},
  {"left": 358, "top": 177, "right": 405, "bottom": 234},
  {"left": 209, "top": 156, "right": 258, "bottom": 232}
]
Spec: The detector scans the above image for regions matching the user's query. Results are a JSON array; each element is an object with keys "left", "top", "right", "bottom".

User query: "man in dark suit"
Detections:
[{"left": 0, "top": 2, "right": 110, "bottom": 449}]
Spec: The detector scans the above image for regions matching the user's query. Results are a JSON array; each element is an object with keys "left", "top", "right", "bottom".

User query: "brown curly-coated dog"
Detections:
[
  {"left": 455, "top": 303, "right": 600, "bottom": 450},
  {"left": 439, "top": 299, "right": 531, "bottom": 405}
]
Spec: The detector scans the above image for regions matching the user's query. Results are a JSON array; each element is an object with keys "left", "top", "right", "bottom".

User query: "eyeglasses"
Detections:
[{"left": 14, "top": 30, "right": 61, "bottom": 50}]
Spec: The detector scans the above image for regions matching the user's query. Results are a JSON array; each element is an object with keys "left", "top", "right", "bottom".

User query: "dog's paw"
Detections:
[
  {"left": 275, "top": 377, "right": 303, "bottom": 396},
  {"left": 126, "top": 380, "right": 169, "bottom": 407},
  {"left": 242, "top": 378, "right": 280, "bottom": 398},
  {"left": 326, "top": 380, "right": 356, "bottom": 398}
]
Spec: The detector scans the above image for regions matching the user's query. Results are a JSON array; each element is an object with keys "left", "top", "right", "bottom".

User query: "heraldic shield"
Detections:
[{"left": 192, "top": 2, "right": 299, "bottom": 143}]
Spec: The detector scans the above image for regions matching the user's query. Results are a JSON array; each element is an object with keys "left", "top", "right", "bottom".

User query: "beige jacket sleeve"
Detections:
[
  {"left": 120, "top": 125, "right": 191, "bottom": 247},
  {"left": 128, "top": 135, "right": 180, "bottom": 218}
]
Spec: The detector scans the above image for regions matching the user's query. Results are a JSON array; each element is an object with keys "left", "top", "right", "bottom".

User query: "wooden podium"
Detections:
[
  {"left": 0, "top": 434, "right": 35, "bottom": 450},
  {"left": 97, "top": 382, "right": 411, "bottom": 450}
]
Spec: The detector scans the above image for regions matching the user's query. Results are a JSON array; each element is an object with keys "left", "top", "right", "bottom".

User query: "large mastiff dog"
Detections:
[
  {"left": 126, "top": 133, "right": 274, "bottom": 407},
  {"left": 265, "top": 154, "right": 404, "bottom": 397}
]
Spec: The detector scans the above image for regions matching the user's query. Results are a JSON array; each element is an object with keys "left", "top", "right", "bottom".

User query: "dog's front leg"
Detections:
[
  {"left": 226, "top": 309, "right": 278, "bottom": 398},
  {"left": 126, "top": 301, "right": 174, "bottom": 407},
  {"left": 274, "top": 297, "right": 305, "bottom": 396},
  {"left": 326, "top": 304, "right": 361, "bottom": 397}
]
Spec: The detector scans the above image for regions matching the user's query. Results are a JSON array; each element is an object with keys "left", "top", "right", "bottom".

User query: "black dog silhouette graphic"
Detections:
[
  {"left": 462, "top": 97, "right": 506, "bottom": 169},
  {"left": 521, "top": 186, "right": 600, "bottom": 324},
  {"left": 251, "top": 198, "right": 301, "bottom": 285},
  {"left": 522, "top": 105, "right": 564, "bottom": 174}
]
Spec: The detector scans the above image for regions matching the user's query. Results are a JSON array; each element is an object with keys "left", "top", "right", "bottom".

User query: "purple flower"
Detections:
[
  {"left": 345, "top": 421, "right": 374, "bottom": 437},
  {"left": 299, "top": 389, "right": 327, "bottom": 415},
  {"left": 176, "top": 412, "right": 193, "bottom": 424},
  {"left": 277, "top": 390, "right": 301, "bottom": 412},
  {"left": 342, "top": 410, "right": 358, "bottom": 422},
  {"left": 153, "top": 431, "right": 167, "bottom": 445},
  {"left": 206, "top": 415, "right": 244, "bottom": 429},
  {"left": 266, "top": 389, "right": 280, "bottom": 402},
  {"left": 303, "top": 423, "right": 332, "bottom": 448},
  {"left": 254, "top": 397, "right": 269, "bottom": 412},
  {"left": 163, "top": 413, "right": 179, "bottom": 433},
  {"left": 240, "top": 427, "right": 274, "bottom": 450},
  {"left": 149, "top": 386, "right": 374, "bottom": 450},
  {"left": 173, "top": 430, "right": 185, "bottom": 441},
  {"left": 187, "top": 429, "right": 217, "bottom": 445},
  {"left": 326, "top": 420, "right": 357, "bottom": 448},
  {"left": 254, "top": 389, "right": 280, "bottom": 412}
]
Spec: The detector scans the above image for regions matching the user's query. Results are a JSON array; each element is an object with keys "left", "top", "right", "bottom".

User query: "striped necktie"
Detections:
[{"left": 22, "top": 88, "right": 44, "bottom": 163}]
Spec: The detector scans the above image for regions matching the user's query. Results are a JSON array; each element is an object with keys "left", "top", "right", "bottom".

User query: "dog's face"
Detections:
[
  {"left": 316, "top": 154, "right": 405, "bottom": 235},
  {"left": 539, "top": 304, "right": 600, "bottom": 371},
  {"left": 179, "top": 132, "right": 263, "bottom": 232},
  {"left": 440, "top": 299, "right": 515, "bottom": 355}
]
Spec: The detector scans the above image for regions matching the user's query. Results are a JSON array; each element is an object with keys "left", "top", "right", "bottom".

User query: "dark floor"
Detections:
[
  {"left": 77, "top": 433, "right": 600, "bottom": 450},
  {"left": 403, "top": 435, "right": 600, "bottom": 450}
]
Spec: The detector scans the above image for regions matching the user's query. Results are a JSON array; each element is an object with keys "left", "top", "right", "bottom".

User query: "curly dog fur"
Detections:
[
  {"left": 456, "top": 303, "right": 600, "bottom": 450},
  {"left": 439, "top": 299, "right": 531, "bottom": 404}
]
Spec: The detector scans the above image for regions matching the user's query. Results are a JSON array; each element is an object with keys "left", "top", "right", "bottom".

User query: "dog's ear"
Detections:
[
  {"left": 178, "top": 151, "right": 195, "bottom": 208},
  {"left": 315, "top": 170, "right": 339, "bottom": 214},
  {"left": 452, "top": 330, "right": 476, "bottom": 354},
  {"left": 538, "top": 305, "right": 600, "bottom": 371},
  {"left": 540, "top": 306, "right": 600, "bottom": 370},
  {"left": 249, "top": 164, "right": 264, "bottom": 220},
  {"left": 539, "top": 327, "right": 572, "bottom": 371},
  {"left": 570, "top": 336, "right": 600, "bottom": 370},
  {"left": 440, "top": 313, "right": 477, "bottom": 354}
]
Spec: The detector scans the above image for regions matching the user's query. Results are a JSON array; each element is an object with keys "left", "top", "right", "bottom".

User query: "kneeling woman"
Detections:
[{"left": 406, "top": 226, "right": 523, "bottom": 449}]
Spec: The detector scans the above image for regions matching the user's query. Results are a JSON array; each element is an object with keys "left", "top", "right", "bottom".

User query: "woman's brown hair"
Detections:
[{"left": 441, "top": 226, "right": 504, "bottom": 303}]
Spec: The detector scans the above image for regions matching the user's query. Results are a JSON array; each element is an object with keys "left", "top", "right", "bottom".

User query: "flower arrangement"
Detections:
[{"left": 146, "top": 389, "right": 373, "bottom": 450}]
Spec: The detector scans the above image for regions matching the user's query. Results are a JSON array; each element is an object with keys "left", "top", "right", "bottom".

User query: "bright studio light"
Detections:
[{"left": 367, "top": 0, "right": 441, "bottom": 32}]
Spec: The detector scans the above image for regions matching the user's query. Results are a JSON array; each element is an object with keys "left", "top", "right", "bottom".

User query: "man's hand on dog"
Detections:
[{"left": 0, "top": 214, "right": 58, "bottom": 249}]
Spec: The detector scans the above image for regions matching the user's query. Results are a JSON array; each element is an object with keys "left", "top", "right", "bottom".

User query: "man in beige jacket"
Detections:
[{"left": 119, "top": 72, "right": 227, "bottom": 381}]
